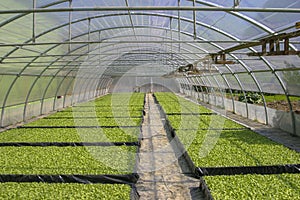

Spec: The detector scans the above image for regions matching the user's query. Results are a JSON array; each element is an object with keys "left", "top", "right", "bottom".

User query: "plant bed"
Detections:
[
  {"left": 0, "top": 146, "right": 137, "bottom": 174},
  {"left": 0, "top": 128, "right": 139, "bottom": 143},
  {"left": 156, "top": 92, "right": 300, "bottom": 199},
  {"left": 0, "top": 93, "right": 145, "bottom": 199},
  {"left": 166, "top": 115, "right": 245, "bottom": 130},
  {"left": 176, "top": 128, "right": 300, "bottom": 167},
  {"left": 24, "top": 118, "right": 142, "bottom": 127},
  {"left": 155, "top": 93, "right": 300, "bottom": 167},
  {"left": 204, "top": 174, "right": 300, "bottom": 200},
  {"left": 0, "top": 182, "right": 132, "bottom": 200}
]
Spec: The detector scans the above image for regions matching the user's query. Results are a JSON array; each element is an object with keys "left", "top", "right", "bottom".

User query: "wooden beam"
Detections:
[
  {"left": 219, "top": 30, "right": 300, "bottom": 54},
  {"left": 247, "top": 50, "right": 300, "bottom": 56}
]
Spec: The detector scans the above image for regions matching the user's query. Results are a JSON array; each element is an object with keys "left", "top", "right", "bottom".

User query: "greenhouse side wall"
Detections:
[
  {"left": 184, "top": 91, "right": 300, "bottom": 137},
  {"left": 0, "top": 77, "right": 111, "bottom": 127}
]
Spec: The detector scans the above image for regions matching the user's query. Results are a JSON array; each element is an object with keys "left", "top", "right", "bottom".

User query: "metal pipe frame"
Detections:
[
  {"left": 0, "top": 6, "right": 299, "bottom": 14},
  {"left": 39, "top": 45, "right": 93, "bottom": 115},
  {"left": 195, "top": 76, "right": 205, "bottom": 102},
  {"left": 0, "top": 9, "right": 268, "bottom": 72},
  {"left": 199, "top": 76, "right": 215, "bottom": 104},
  {"left": 0, "top": 2, "right": 298, "bottom": 133},
  {"left": 52, "top": 72, "right": 75, "bottom": 111},
  {"left": 218, "top": 74, "right": 235, "bottom": 112},
  {"left": 228, "top": 53, "right": 269, "bottom": 124},
  {"left": 63, "top": 77, "right": 76, "bottom": 108},
  {"left": 192, "top": 76, "right": 203, "bottom": 101},
  {"left": 0, "top": 5, "right": 296, "bottom": 61},
  {"left": 211, "top": 75, "right": 226, "bottom": 108},
  {"left": 0, "top": 39, "right": 260, "bottom": 47},
  {"left": 0, "top": 9, "right": 272, "bottom": 62},
  {"left": 258, "top": 56, "right": 297, "bottom": 135}
]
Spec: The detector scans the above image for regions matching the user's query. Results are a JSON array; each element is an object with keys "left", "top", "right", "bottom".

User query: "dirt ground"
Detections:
[
  {"left": 264, "top": 101, "right": 300, "bottom": 114},
  {"left": 136, "top": 94, "right": 203, "bottom": 200}
]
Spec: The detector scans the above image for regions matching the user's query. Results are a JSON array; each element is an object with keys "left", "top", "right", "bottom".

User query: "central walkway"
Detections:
[{"left": 136, "top": 94, "right": 203, "bottom": 199}]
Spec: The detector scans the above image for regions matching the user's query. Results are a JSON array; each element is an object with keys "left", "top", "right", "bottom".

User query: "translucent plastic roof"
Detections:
[{"left": 0, "top": 0, "right": 298, "bottom": 79}]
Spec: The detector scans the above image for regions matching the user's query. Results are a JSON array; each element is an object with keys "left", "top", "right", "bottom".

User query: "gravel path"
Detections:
[{"left": 136, "top": 94, "right": 203, "bottom": 199}]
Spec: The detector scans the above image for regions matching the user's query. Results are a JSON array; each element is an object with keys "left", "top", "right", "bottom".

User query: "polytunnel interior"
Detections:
[
  {"left": 0, "top": 0, "right": 299, "bottom": 135},
  {"left": 0, "top": 1, "right": 300, "bottom": 199}
]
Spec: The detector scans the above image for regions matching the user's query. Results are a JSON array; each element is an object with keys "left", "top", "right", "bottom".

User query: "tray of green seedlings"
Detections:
[
  {"left": 0, "top": 94, "right": 141, "bottom": 199},
  {"left": 155, "top": 92, "right": 243, "bottom": 130},
  {"left": 155, "top": 92, "right": 300, "bottom": 199},
  {"left": 155, "top": 92, "right": 300, "bottom": 167},
  {"left": 0, "top": 127, "right": 140, "bottom": 143},
  {"left": 155, "top": 92, "right": 211, "bottom": 114},
  {"left": 204, "top": 174, "right": 300, "bottom": 200},
  {"left": 175, "top": 128, "right": 300, "bottom": 167},
  {"left": 95, "top": 93, "right": 144, "bottom": 127},
  {"left": 0, "top": 145, "right": 137, "bottom": 175},
  {"left": 0, "top": 182, "right": 131, "bottom": 200},
  {"left": 26, "top": 93, "right": 144, "bottom": 127}
]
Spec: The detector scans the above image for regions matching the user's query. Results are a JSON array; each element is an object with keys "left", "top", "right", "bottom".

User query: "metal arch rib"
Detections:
[
  {"left": 0, "top": 6, "right": 299, "bottom": 14},
  {"left": 194, "top": 0, "right": 298, "bottom": 51},
  {"left": 0, "top": 11, "right": 232, "bottom": 64}
]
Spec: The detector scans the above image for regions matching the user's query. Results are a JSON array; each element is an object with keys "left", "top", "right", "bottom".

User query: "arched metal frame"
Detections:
[{"left": 0, "top": 2, "right": 298, "bottom": 135}]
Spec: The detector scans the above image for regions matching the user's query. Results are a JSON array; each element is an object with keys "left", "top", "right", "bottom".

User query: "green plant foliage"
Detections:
[
  {"left": 204, "top": 174, "right": 300, "bottom": 200},
  {"left": 156, "top": 92, "right": 300, "bottom": 167},
  {"left": 0, "top": 182, "right": 131, "bottom": 200},
  {"left": 0, "top": 93, "right": 143, "bottom": 198},
  {"left": 187, "top": 129, "right": 300, "bottom": 167},
  {"left": 0, "top": 146, "right": 136, "bottom": 174},
  {"left": 155, "top": 92, "right": 300, "bottom": 199},
  {"left": 155, "top": 92, "right": 211, "bottom": 113},
  {"left": 167, "top": 115, "right": 244, "bottom": 130},
  {"left": 238, "top": 92, "right": 263, "bottom": 104},
  {"left": 0, "top": 128, "right": 139, "bottom": 143}
]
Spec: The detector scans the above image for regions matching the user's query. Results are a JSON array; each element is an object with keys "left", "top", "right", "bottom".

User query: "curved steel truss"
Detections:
[{"left": 0, "top": 0, "right": 299, "bottom": 136}]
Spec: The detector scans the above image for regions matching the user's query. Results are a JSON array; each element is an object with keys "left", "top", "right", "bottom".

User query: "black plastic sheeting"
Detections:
[
  {"left": 0, "top": 173, "right": 139, "bottom": 184},
  {"left": 44, "top": 116, "right": 143, "bottom": 119},
  {"left": 0, "top": 141, "right": 140, "bottom": 147},
  {"left": 154, "top": 94, "right": 212, "bottom": 200},
  {"left": 199, "top": 178, "right": 214, "bottom": 200},
  {"left": 196, "top": 164, "right": 300, "bottom": 177},
  {"left": 167, "top": 113, "right": 217, "bottom": 115},
  {"left": 174, "top": 128, "right": 249, "bottom": 131},
  {"left": 72, "top": 105, "right": 143, "bottom": 108},
  {"left": 17, "top": 125, "right": 140, "bottom": 129}
]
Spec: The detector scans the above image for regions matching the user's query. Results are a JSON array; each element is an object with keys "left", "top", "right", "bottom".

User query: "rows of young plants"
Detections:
[
  {"left": 0, "top": 93, "right": 145, "bottom": 199},
  {"left": 155, "top": 92, "right": 300, "bottom": 199},
  {"left": 0, "top": 183, "right": 131, "bottom": 199}
]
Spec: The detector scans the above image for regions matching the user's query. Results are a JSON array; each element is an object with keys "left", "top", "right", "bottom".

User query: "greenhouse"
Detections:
[{"left": 0, "top": 0, "right": 299, "bottom": 199}]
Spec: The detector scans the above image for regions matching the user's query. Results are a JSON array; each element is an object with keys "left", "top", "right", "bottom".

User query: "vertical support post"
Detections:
[
  {"left": 269, "top": 40, "right": 275, "bottom": 52},
  {"left": 150, "top": 77, "right": 153, "bottom": 93},
  {"left": 193, "top": 0, "right": 196, "bottom": 40},
  {"left": 87, "top": 18, "right": 91, "bottom": 59},
  {"left": 276, "top": 39, "right": 280, "bottom": 53},
  {"left": 178, "top": 0, "right": 181, "bottom": 53},
  {"left": 262, "top": 41, "right": 266, "bottom": 54},
  {"left": 97, "top": 31, "right": 101, "bottom": 96},
  {"left": 170, "top": 17, "right": 173, "bottom": 60},
  {"left": 63, "top": 77, "right": 75, "bottom": 108},
  {"left": 195, "top": 76, "right": 205, "bottom": 101},
  {"left": 68, "top": 0, "right": 73, "bottom": 52},
  {"left": 221, "top": 54, "right": 226, "bottom": 62},
  {"left": 234, "top": 0, "right": 240, "bottom": 7},
  {"left": 32, "top": 0, "right": 36, "bottom": 43},
  {"left": 284, "top": 38, "right": 289, "bottom": 54}
]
